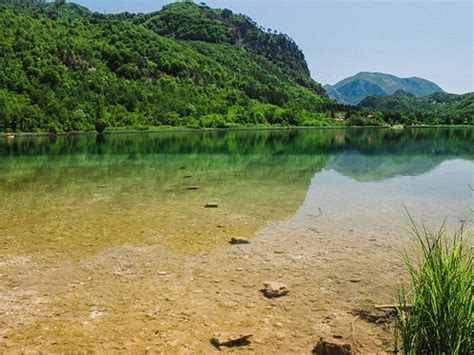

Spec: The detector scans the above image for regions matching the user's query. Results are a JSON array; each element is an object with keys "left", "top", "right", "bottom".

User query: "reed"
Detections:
[{"left": 395, "top": 217, "right": 473, "bottom": 354}]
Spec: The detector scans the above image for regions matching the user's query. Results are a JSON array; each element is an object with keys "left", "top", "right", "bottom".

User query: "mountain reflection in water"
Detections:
[{"left": 0, "top": 127, "right": 472, "bottom": 257}]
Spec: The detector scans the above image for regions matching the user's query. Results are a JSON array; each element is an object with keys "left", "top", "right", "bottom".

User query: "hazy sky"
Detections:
[{"left": 73, "top": 0, "right": 473, "bottom": 93}]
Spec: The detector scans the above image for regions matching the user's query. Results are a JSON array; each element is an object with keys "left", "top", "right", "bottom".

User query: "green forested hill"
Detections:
[
  {"left": 0, "top": 0, "right": 91, "bottom": 19},
  {"left": 358, "top": 91, "right": 474, "bottom": 125},
  {"left": 0, "top": 0, "right": 341, "bottom": 132}
]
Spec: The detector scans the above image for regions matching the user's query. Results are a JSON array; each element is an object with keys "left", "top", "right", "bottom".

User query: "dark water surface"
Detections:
[{"left": 1, "top": 128, "right": 472, "bottom": 257}]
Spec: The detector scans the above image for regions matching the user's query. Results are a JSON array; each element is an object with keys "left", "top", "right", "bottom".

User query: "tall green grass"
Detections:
[{"left": 395, "top": 218, "right": 473, "bottom": 354}]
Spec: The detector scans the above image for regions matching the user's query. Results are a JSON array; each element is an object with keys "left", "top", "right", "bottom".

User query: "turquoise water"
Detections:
[{"left": 0, "top": 127, "right": 472, "bottom": 257}]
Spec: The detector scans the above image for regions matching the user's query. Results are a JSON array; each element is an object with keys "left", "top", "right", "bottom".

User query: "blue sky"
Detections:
[{"left": 74, "top": 0, "right": 472, "bottom": 94}]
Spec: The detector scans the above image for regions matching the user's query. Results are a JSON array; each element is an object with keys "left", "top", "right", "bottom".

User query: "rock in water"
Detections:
[
  {"left": 230, "top": 237, "right": 250, "bottom": 245},
  {"left": 211, "top": 332, "right": 253, "bottom": 348},
  {"left": 262, "top": 282, "right": 289, "bottom": 298},
  {"left": 349, "top": 278, "right": 361, "bottom": 283},
  {"left": 204, "top": 203, "right": 218, "bottom": 208},
  {"left": 312, "top": 337, "right": 352, "bottom": 355}
]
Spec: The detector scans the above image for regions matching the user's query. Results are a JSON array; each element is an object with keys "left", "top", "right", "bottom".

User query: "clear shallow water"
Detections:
[
  {"left": 292, "top": 159, "right": 473, "bottom": 239},
  {"left": 0, "top": 128, "right": 472, "bottom": 257}
]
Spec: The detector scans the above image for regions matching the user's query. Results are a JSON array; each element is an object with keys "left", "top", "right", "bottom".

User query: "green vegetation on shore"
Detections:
[
  {"left": 358, "top": 91, "right": 474, "bottom": 126},
  {"left": 395, "top": 219, "right": 473, "bottom": 354}
]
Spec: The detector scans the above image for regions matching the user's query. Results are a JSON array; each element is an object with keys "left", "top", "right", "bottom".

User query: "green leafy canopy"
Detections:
[{"left": 0, "top": 0, "right": 341, "bottom": 132}]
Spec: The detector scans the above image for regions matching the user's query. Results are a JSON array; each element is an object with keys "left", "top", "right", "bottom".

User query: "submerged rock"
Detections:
[
  {"left": 211, "top": 332, "right": 252, "bottom": 348},
  {"left": 262, "top": 281, "right": 289, "bottom": 298},
  {"left": 230, "top": 237, "right": 250, "bottom": 245},
  {"left": 204, "top": 203, "right": 218, "bottom": 208},
  {"left": 349, "top": 278, "right": 361, "bottom": 283},
  {"left": 352, "top": 306, "right": 394, "bottom": 324},
  {"left": 312, "top": 337, "right": 352, "bottom": 354}
]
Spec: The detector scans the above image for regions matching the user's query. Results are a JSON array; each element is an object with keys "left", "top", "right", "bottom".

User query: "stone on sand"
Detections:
[
  {"left": 230, "top": 237, "right": 250, "bottom": 245},
  {"left": 312, "top": 337, "right": 352, "bottom": 355},
  {"left": 262, "top": 281, "right": 289, "bottom": 298},
  {"left": 211, "top": 332, "right": 252, "bottom": 347}
]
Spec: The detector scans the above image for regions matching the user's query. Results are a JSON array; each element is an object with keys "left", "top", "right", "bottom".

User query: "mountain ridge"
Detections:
[{"left": 324, "top": 72, "right": 444, "bottom": 105}]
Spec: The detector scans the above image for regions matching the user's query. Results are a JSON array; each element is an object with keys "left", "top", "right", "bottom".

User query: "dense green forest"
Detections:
[
  {"left": 0, "top": 0, "right": 472, "bottom": 133},
  {"left": 357, "top": 91, "right": 474, "bottom": 126},
  {"left": 0, "top": 0, "right": 345, "bottom": 132}
]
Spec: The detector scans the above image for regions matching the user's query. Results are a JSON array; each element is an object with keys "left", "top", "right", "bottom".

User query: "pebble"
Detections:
[
  {"left": 158, "top": 271, "right": 168, "bottom": 276},
  {"left": 230, "top": 238, "right": 250, "bottom": 245},
  {"left": 313, "top": 337, "right": 352, "bottom": 354},
  {"left": 90, "top": 310, "right": 104, "bottom": 319},
  {"left": 262, "top": 282, "right": 289, "bottom": 298},
  {"left": 211, "top": 332, "right": 253, "bottom": 348}
]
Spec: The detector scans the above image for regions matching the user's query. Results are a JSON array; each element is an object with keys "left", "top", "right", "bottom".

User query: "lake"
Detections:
[
  {"left": 1, "top": 127, "right": 472, "bottom": 258},
  {"left": 1, "top": 127, "right": 473, "bottom": 353}
]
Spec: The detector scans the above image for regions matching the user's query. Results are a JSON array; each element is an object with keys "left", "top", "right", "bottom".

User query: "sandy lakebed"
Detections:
[{"left": 1, "top": 128, "right": 472, "bottom": 353}]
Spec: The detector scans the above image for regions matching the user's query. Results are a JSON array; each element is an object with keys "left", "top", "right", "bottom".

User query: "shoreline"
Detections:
[{"left": 2, "top": 124, "right": 473, "bottom": 139}]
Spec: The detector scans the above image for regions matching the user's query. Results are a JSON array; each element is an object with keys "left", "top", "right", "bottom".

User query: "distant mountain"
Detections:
[{"left": 324, "top": 72, "right": 445, "bottom": 105}]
